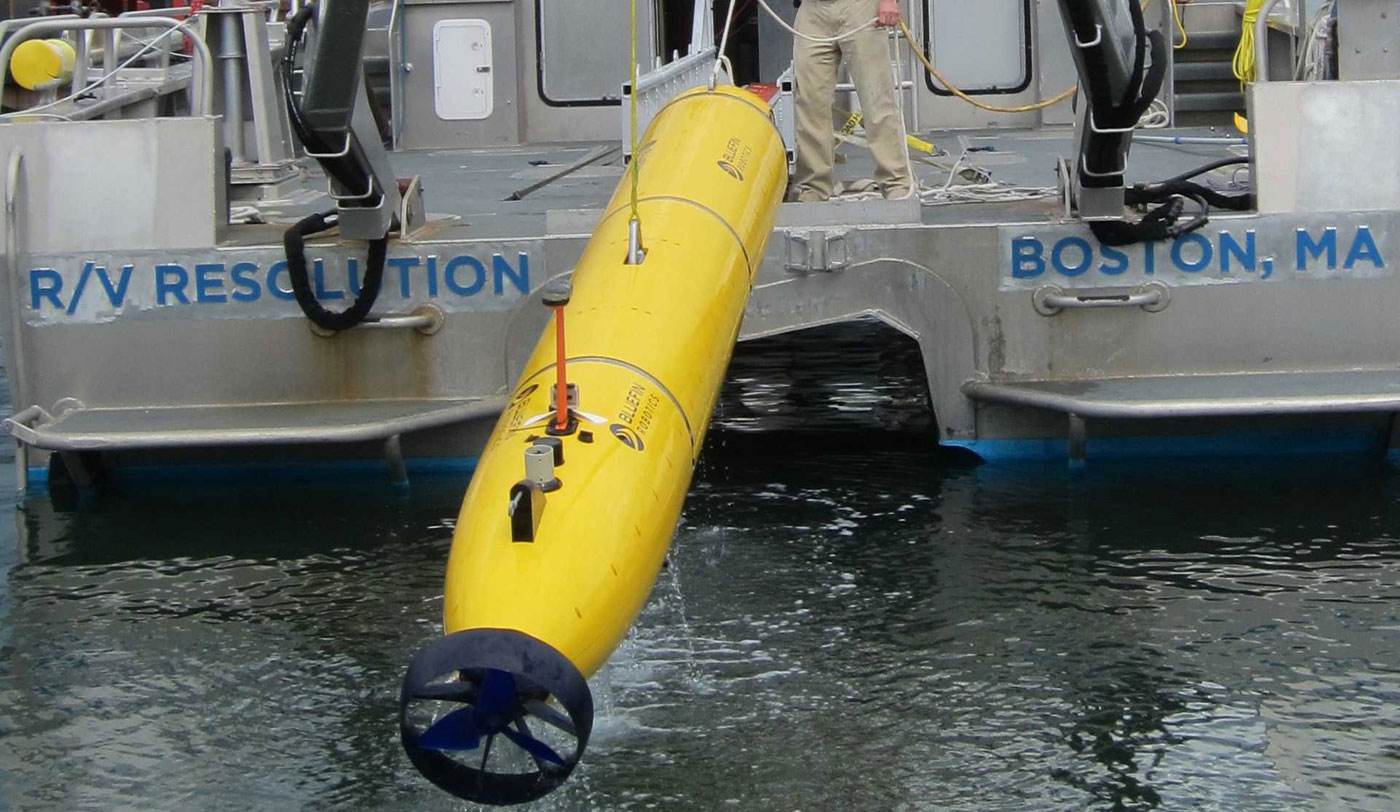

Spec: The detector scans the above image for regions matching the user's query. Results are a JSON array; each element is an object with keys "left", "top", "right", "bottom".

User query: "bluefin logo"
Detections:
[
  {"left": 610, "top": 423, "right": 644, "bottom": 451},
  {"left": 719, "top": 136, "right": 751, "bottom": 182}
]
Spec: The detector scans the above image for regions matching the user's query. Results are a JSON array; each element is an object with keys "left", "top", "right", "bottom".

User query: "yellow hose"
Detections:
[{"left": 897, "top": 20, "right": 1075, "bottom": 114}]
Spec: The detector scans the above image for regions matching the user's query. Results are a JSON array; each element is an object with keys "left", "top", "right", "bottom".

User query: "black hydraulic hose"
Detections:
[
  {"left": 1091, "top": 188, "right": 1214, "bottom": 247},
  {"left": 1156, "top": 156, "right": 1250, "bottom": 187},
  {"left": 279, "top": 4, "right": 387, "bottom": 331},
  {"left": 1129, "top": 179, "right": 1251, "bottom": 211},
  {"left": 1070, "top": 2, "right": 1167, "bottom": 187},
  {"left": 1124, "top": 0, "right": 1150, "bottom": 109},
  {"left": 1128, "top": 30, "right": 1168, "bottom": 124},
  {"left": 283, "top": 211, "right": 387, "bottom": 333},
  {"left": 1072, "top": 3, "right": 1200, "bottom": 244}
]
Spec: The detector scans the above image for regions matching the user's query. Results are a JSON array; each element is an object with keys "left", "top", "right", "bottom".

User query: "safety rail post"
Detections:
[{"left": 1252, "top": 0, "right": 1291, "bottom": 84}]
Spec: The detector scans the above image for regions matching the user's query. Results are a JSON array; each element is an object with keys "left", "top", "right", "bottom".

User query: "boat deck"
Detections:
[{"left": 241, "top": 126, "right": 1249, "bottom": 241}]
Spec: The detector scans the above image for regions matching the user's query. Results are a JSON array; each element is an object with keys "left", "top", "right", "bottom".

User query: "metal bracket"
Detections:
[
  {"left": 509, "top": 479, "right": 546, "bottom": 542},
  {"left": 1055, "top": 155, "right": 1074, "bottom": 220},
  {"left": 784, "top": 229, "right": 848, "bottom": 273},
  {"left": 772, "top": 69, "right": 797, "bottom": 164},
  {"left": 1033, "top": 282, "right": 1170, "bottom": 316},
  {"left": 398, "top": 174, "right": 427, "bottom": 238}
]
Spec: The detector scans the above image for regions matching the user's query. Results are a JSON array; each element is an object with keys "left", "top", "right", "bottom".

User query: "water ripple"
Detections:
[{"left": 2, "top": 450, "right": 1399, "bottom": 810}]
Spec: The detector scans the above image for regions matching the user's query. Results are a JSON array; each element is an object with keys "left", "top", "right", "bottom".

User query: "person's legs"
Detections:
[
  {"left": 792, "top": 2, "right": 842, "bottom": 201},
  {"left": 841, "top": 0, "right": 913, "bottom": 198}
]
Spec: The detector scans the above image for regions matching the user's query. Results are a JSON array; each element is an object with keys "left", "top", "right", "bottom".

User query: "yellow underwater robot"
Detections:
[{"left": 399, "top": 84, "right": 787, "bottom": 804}]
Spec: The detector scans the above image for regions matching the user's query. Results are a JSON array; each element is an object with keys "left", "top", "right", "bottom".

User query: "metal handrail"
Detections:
[
  {"left": 312, "top": 304, "right": 445, "bottom": 336},
  {"left": 2, "top": 404, "right": 54, "bottom": 436},
  {"left": 2, "top": 397, "right": 505, "bottom": 451},
  {"left": 1252, "top": 0, "right": 1290, "bottom": 84},
  {"left": 1034, "top": 283, "right": 1169, "bottom": 315},
  {"left": 0, "top": 17, "right": 213, "bottom": 116},
  {"left": 117, "top": 6, "right": 193, "bottom": 18},
  {"left": 5, "top": 152, "right": 30, "bottom": 414},
  {"left": 0, "top": 14, "right": 80, "bottom": 42},
  {"left": 362, "top": 312, "right": 439, "bottom": 331},
  {"left": 1044, "top": 290, "right": 1159, "bottom": 309}
]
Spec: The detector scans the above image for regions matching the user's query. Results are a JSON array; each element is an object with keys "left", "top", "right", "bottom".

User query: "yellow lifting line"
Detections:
[{"left": 628, "top": 0, "right": 641, "bottom": 225}]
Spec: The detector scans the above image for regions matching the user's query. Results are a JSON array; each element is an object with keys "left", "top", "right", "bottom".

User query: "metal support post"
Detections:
[
  {"left": 1068, "top": 413, "right": 1087, "bottom": 465},
  {"left": 384, "top": 433, "right": 408, "bottom": 486},
  {"left": 218, "top": 10, "right": 247, "bottom": 163}
]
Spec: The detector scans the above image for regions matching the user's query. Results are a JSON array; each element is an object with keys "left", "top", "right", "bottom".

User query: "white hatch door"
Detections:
[{"left": 433, "top": 19, "right": 493, "bottom": 121}]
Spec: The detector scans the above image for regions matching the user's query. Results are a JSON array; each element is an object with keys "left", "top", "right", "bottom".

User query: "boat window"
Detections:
[
  {"left": 921, "top": 0, "right": 1032, "bottom": 96},
  {"left": 537, "top": 0, "right": 673, "bottom": 107}
]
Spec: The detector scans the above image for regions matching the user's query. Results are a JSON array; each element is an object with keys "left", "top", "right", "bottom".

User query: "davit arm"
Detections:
[
  {"left": 1053, "top": 0, "right": 1248, "bottom": 245},
  {"left": 279, "top": 0, "right": 404, "bottom": 331}
]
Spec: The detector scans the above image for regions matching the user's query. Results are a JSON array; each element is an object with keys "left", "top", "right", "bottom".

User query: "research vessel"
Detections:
[{"left": 2, "top": 0, "right": 1397, "bottom": 802}]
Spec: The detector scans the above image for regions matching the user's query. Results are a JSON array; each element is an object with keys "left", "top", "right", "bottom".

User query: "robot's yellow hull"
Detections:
[
  {"left": 401, "top": 85, "right": 787, "bottom": 805},
  {"left": 444, "top": 85, "right": 787, "bottom": 677}
]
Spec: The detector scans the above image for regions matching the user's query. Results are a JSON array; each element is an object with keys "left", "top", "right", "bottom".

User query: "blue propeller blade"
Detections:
[
  {"left": 522, "top": 699, "right": 577, "bottom": 736},
  {"left": 475, "top": 669, "right": 517, "bottom": 720},
  {"left": 419, "top": 706, "right": 482, "bottom": 752},
  {"left": 503, "top": 726, "right": 566, "bottom": 767}
]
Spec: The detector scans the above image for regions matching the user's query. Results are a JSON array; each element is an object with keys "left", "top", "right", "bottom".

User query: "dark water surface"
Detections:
[
  {"left": 2, "top": 440, "right": 1399, "bottom": 811},
  {"left": 0, "top": 309, "right": 1396, "bottom": 812}
]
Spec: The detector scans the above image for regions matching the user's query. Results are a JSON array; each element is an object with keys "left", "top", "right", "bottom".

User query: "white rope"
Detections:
[
  {"left": 1, "top": 110, "right": 73, "bottom": 121},
  {"left": 1295, "top": 0, "right": 1334, "bottom": 80},
  {"left": 755, "top": 0, "right": 877, "bottom": 44},
  {"left": 911, "top": 148, "right": 1056, "bottom": 206},
  {"left": 919, "top": 183, "right": 1056, "bottom": 205},
  {"left": 1137, "top": 98, "right": 1170, "bottom": 129},
  {"left": 710, "top": 0, "right": 739, "bottom": 89}
]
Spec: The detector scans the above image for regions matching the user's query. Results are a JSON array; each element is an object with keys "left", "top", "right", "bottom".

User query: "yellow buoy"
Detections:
[
  {"left": 9, "top": 39, "right": 76, "bottom": 91},
  {"left": 400, "top": 84, "right": 787, "bottom": 805}
]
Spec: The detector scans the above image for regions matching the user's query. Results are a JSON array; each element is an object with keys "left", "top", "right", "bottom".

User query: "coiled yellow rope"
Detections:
[
  {"left": 1232, "top": 0, "right": 1266, "bottom": 83},
  {"left": 1171, "top": 0, "right": 1189, "bottom": 49}
]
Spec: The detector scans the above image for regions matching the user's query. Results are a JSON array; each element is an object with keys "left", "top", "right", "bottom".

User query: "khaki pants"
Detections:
[{"left": 792, "top": 0, "right": 912, "bottom": 200}]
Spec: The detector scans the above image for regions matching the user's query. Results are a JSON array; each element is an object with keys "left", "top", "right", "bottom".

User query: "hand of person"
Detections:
[{"left": 876, "top": 0, "right": 900, "bottom": 27}]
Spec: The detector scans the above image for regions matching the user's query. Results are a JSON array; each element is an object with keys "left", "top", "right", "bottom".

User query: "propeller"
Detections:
[
  {"left": 418, "top": 669, "right": 562, "bottom": 762},
  {"left": 400, "top": 629, "right": 595, "bottom": 805}
]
